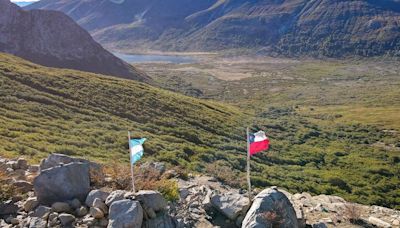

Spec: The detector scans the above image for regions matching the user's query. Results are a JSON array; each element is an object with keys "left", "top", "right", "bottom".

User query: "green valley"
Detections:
[{"left": 0, "top": 53, "right": 399, "bottom": 210}]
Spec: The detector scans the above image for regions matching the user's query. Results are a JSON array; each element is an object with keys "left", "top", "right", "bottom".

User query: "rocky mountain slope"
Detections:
[
  {"left": 28, "top": 0, "right": 400, "bottom": 57},
  {"left": 1, "top": 154, "right": 399, "bottom": 227},
  {"left": 0, "top": 0, "right": 148, "bottom": 81}
]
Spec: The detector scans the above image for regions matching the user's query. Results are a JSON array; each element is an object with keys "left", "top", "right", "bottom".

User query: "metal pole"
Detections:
[
  {"left": 246, "top": 127, "right": 252, "bottom": 202},
  {"left": 128, "top": 131, "right": 136, "bottom": 193}
]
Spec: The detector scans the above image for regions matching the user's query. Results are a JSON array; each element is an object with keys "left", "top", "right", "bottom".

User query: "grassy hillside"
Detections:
[
  {"left": 0, "top": 53, "right": 246, "bottom": 166},
  {"left": 0, "top": 53, "right": 399, "bottom": 209}
]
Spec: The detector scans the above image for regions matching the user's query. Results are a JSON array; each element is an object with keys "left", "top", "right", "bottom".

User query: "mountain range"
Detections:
[
  {"left": 0, "top": 0, "right": 148, "bottom": 81},
  {"left": 28, "top": 0, "right": 400, "bottom": 57}
]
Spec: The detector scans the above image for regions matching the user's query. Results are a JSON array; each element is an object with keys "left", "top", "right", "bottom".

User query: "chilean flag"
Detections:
[{"left": 249, "top": 131, "right": 270, "bottom": 156}]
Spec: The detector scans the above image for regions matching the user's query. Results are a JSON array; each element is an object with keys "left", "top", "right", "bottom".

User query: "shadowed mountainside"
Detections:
[
  {"left": 28, "top": 0, "right": 400, "bottom": 57},
  {"left": 0, "top": 0, "right": 148, "bottom": 81}
]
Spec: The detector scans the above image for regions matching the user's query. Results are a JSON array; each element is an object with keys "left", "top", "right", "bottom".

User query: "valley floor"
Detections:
[{"left": 135, "top": 55, "right": 400, "bottom": 210}]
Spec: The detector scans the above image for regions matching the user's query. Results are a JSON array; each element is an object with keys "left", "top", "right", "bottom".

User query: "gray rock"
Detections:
[
  {"left": 85, "top": 190, "right": 109, "bottom": 207},
  {"left": 312, "top": 223, "right": 328, "bottom": 228},
  {"left": 140, "top": 162, "right": 166, "bottom": 174},
  {"left": 28, "top": 165, "right": 39, "bottom": 173},
  {"left": 99, "top": 218, "right": 109, "bottom": 227},
  {"left": 33, "top": 162, "right": 90, "bottom": 205},
  {"left": 135, "top": 190, "right": 167, "bottom": 212},
  {"left": 12, "top": 180, "right": 33, "bottom": 193},
  {"left": 368, "top": 216, "right": 391, "bottom": 228},
  {"left": 29, "top": 217, "right": 47, "bottom": 228},
  {"left": 0, "top": 200, "right": 18, "bottom": 215},
  {"left": 75, "top": 206, "right": 88, "bottom": 217},
  {"left": 39, "top": 153, "right": 102, "bottom": 178},
  {"left": 23, "top": 197, "right": 39, "bottom": 212},
  {"left": 52, "top": 202, "right": 71, "bottom": 213},
  {"left": 90, "top": 207, "right": 104, "bottom": 219},
  {"left": 16, "top": 158, "right": 28, "bottom": 170},
  {"left": 58, "top": 213, "right": 75, "bottom": 226},
  {"left": 69, "top": 198, "right": 81, "bottom": 209},
  {"left": 242, "top": 187, "right": 299, "bottom": 228},
  {"left": 105, "top": 190, "right": 127, "bottom": 206},
  {"left": 93, "top": 198, "right": 108, "bottom": 214},
  {"left": 211, "top": 192, "right": 250, "bottom": 220},
  {"left": 108, "top": 199, "right": 143, "bottom": 228},
  {"left": 142, "top": 212, "right": 175, "bottom": 228},
  {"left": 31, "top": 205, "right": 51, "bottom": 218}
]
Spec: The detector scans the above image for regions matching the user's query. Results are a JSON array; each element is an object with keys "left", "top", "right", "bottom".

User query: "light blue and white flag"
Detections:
[{"left": 129, "top": 138, "right": 146, "bottom": 164}]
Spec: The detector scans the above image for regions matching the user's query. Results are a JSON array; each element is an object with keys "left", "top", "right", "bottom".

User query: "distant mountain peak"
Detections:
[{"left": 27, "top": 0, "right": 400, "bottom": 57}]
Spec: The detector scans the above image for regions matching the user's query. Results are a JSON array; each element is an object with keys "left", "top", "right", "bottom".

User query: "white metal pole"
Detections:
[
  {"left": 246, "top": 127, "right": 252, "bottom": 202},
  {"left": 128, "top": 131, "right": 136, "bottom": 193}
]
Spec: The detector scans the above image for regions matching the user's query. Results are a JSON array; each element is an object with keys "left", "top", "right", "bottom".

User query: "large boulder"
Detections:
[
  {"left": 33, "top": 162, "right": 90, "bottom": 205},
  {"left": 211, "top": 192, "right": 250, "bottom": 220},
  {"left": 39, "top": 153, "right": 101, "bottom": 173},
  {"left": 242, "top": 187, "right": 299, "bottom": 228},
  {"left": 135, "top": 190, "right": 167, "bottom": 212},
  {"left": 108, "top": 199, "right": 143, "bottom": 228}
]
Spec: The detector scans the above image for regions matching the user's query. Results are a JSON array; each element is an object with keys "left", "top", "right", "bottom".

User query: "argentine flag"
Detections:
[{"left": 129, "top": 138, "right": 146, "bottom": 164}]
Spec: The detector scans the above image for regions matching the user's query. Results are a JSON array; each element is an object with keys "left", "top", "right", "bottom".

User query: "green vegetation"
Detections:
[
  {"left": 0, "top": 53, "right": 399, "bottom": 209},
  {"left": 141, "top": 57, "right": 400, "bottom": 209}
]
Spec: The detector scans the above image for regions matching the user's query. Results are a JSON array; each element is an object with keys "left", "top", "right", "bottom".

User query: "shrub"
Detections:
[{"left": 95, "top": 161, "right": 179, "bottom": 202}]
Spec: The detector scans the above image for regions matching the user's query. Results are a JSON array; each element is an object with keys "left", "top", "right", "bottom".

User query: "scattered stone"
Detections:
[
  {"left": 7, "top": 217, "right": 19, "bottom": 225},
  {"left": 242, "top": 187, "right": 299, "bottom": 228},
  {"left": 75, "top": 206, "right": 88, "bottom": 217},
  {"left": 69, "top": 198, "right": 81, "bottom": 209},
  {"left": 179, "top": 188, "right": 190, "bottom": 200},
  {"left": 85, "top": 190, "right": 109, "bottom": 207},
  {"left": 393, "top": 219, "right": 399, "bottom": 226},
  {"left": 34, "top": 162, "right": 90, "bottom": 205},
  {"left": 135, "top": 190, "right": 167, "bottom": 212},
  {"left": 31, "top": 205, "right": 51, "bottom": 218},
  {"left": 108, "top": 200, "right": 143, "bottom": 228},
  {"left": 23, "top": 197, "right": 39, "bottom": 212},
  {"left": 16, "top": 158, "right": 28, "bottom": 170},
  {"left": 51, "top": 202, "right": 71, "bottom": 213},
  {"left": 58, "top": 213, "right": 75, "bottom": 226},
  {"left": 12, "top": 180, "right": 33, "bottom": 193},
  {"left": 368, "top": 216, "right": 391, "bottom": 228},
  {"left": 105, "top": 190, "right": 126, "bottom": 206},
  {"left": 141, "top": 162, "right": 166, "bottom": 174},
  {"left": 99, "top": 218, "right": 109, "bottom": 227},
  {"left": 90, "top": 207, "right": 104, "bottom": 219},
  {"left": 29, "top": 217, "right": 47, "bottom": 227},
  {"left": 142, "top": 212, "right": 175, "bottom": 228},
  {"left": 93, "top": 198, "right": 108, "bottom": 214},
  {"left": 28, "top": 165, "right": 39, "bottom": 173},
  {"left": 211, "top": 192, "right": 249, "bottom": 220},
  {"left": 312, "top": 222, "right": 328, "bottom": 228},
  {"left": 0, "top": 200, "right": 18, "bottom": 215},
  {"left": 48, "top": 212, "right": 58, "bottom": 221}
]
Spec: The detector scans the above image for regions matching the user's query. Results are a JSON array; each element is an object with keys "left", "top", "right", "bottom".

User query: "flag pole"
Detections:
[
  {"left": 246, "top": 127, "right": 252, "bottom": 202},
  {"left": 128, "top": 131, "right": 136, "bottom": 193}
]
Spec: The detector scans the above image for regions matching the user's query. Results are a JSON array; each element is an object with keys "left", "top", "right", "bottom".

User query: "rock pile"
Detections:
[
  {"left": 1, "top": 154, "right": 399, "bottom": 228},
  {"left": 0, "top": 154, "right": 173, "bottom": 228}
]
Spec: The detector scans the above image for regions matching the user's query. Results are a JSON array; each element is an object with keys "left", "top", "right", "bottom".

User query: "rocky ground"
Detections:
[{"left": 0, "top": 154, "right": 399, "bottom": 228}]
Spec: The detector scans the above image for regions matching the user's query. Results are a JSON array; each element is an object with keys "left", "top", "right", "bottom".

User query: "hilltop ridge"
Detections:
[
  {"left": 28, "top": 0, "right": 400, "bottom": 57},
  {"left": 0, "top": 0, "right": 148, "bottom": 81}
]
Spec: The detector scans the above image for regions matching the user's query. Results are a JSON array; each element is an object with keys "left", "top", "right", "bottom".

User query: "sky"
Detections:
[{"left": 11, "top": 0, "right": 39, "bottom": 2}]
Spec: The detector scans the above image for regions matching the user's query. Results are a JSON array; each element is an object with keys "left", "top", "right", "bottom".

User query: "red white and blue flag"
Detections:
[{"left": 249, "top": 130, "right": 270, "bottom": 156}]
